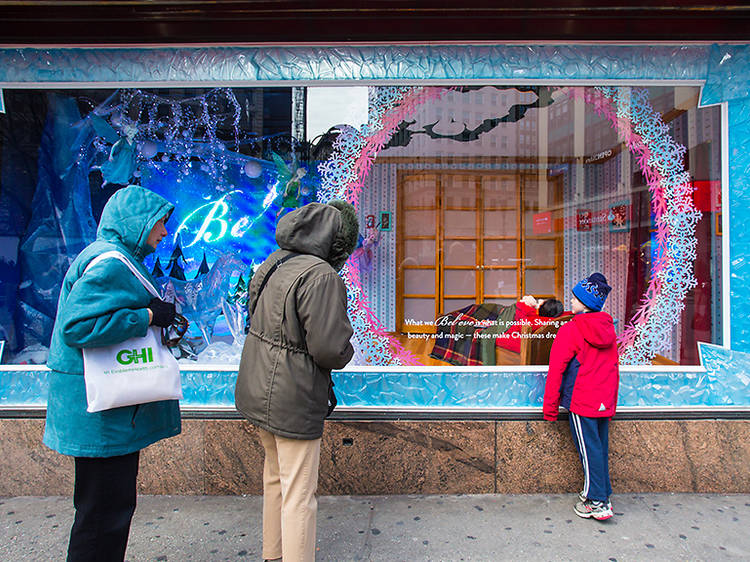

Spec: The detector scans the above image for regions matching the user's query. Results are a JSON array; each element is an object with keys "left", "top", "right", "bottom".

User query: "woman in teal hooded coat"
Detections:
[{"left": 44, "top": 185, "right": 181, "bottom": 561}]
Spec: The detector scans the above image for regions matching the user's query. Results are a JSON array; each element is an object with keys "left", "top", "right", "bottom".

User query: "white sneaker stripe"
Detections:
[{"left": 572, "top": 413, "right": 590, "bottom": 499}]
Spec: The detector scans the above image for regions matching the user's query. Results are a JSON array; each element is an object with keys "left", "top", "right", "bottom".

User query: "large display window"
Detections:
[{"left": 0, "top": 44, "right": 748, "bottom": 414}]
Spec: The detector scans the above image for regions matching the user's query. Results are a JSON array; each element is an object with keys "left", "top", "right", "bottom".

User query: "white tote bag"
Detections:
[{"left": 81, "top": 251, "right": 182, "bottom": 413}]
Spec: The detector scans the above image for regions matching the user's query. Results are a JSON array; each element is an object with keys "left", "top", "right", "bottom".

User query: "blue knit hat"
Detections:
[{"left": 572, "top": 272, "right": 611, "bottom": 312}]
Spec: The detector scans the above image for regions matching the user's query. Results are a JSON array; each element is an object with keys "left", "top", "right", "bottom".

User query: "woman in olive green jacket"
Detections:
[{"left": 236, "top": 200, "right": 357, "bottom": 562}]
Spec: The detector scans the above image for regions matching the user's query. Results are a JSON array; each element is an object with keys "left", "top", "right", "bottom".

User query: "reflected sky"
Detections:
[{"left": 306, "top": 86, "right": 368, "bottom": 141}]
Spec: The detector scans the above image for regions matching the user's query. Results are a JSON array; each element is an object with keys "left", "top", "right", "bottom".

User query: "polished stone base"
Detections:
[{"left": 1, "top": 419, "right": 748, "bottom": 496}]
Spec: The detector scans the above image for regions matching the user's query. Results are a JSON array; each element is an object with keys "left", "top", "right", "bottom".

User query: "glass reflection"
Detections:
[{"left": 0, "top": 85, "right": 722, "bottom": 367}]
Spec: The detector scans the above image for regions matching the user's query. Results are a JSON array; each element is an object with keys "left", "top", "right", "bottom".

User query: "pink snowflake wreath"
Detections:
[
  {"left": 319, "top": 86, "right": 449, "bottom": 365},
  {"left": 567, "top": 87, "right": 700, "bottom": 364}
]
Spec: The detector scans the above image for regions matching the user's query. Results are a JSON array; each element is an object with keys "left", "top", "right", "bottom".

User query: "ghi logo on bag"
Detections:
[{"left": 116, "top": 347, "right": 155, "bottom": 366}]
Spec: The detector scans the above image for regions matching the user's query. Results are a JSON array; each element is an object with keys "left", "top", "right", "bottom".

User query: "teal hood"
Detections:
[{"left": 97, "top": 184, "right": 174, "bottom": 261}]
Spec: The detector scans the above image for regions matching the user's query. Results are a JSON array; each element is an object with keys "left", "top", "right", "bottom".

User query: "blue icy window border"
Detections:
[{"left": 0, "top": 43, "right": 748, "bottom": 412}]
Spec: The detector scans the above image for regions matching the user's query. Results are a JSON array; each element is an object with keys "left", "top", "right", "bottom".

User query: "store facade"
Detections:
[{"left": 1, "top": 41, "right": 748, "bottom": 495}]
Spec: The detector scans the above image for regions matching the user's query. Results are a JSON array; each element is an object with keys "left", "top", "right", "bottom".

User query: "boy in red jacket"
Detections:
[{"left": 543, "top": 272, "right": 619, "bottom": 521}]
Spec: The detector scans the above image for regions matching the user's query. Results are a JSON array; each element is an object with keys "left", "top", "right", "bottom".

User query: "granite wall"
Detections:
[{"left": 1, "top": 419, "right": 748, "bottom": 496}]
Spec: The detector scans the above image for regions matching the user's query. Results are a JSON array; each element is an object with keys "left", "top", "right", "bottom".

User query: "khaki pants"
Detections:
[{"left": 258, "top": 428, "right": 322, "bottom": 562}]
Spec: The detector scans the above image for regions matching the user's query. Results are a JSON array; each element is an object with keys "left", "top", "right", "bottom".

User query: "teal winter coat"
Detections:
[{"left": 43, "top": 185, "right": 181, "bottom": 457}]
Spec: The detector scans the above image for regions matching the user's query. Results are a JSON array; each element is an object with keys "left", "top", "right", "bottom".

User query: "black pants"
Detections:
[{"left": 67, "top": 451, "right": 140, "bottom": 562}]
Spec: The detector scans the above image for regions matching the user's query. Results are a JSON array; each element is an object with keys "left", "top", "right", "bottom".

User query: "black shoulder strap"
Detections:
[{"left": 250, "top": 252, "right": 300, "bottom": 316}]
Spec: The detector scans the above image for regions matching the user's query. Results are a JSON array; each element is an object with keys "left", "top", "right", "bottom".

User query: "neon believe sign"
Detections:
[{"left": 174, "top": 190, "right": 267, "bottom": 248}]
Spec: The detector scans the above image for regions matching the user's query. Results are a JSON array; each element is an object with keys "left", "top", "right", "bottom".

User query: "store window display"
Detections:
[{"left": 0, "top": 84, "right": 724, "bottom": 370}]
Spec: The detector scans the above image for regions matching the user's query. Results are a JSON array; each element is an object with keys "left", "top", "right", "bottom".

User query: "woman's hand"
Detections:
[{"left": 148, "top": 298, "right": 176, "bottom": 328}]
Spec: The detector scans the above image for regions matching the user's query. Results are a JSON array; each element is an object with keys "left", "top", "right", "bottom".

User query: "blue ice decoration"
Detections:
[
  {"left": 5, "top": 344, "right": 750, "bottom": 410},
  {"left": 159, "top": 254, "right": 247, "bottom": 347},
  {"left": 100, "top": 137, "right": 137, "bottom": 185},
  {"left": 700, "top": 45, "right": 750, "bottom": 353},
  {"left": 0, "top": 117, "right": 30, "bottom": 353},
  {"left": 696, "top": 343, "right": 750, "bottom": 405},
  {"left": 0, "top": 45, "right": 712, "bottom": 84},
  {"left": 14, "top": 94, "right": 98, "bottom": 360}
]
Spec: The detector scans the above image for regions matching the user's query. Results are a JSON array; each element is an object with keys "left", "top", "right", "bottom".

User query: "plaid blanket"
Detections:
[
  {"left": 430, "top": 303, "right": 511, "bottom": 366},
  {"left": 475, "top": 304, "right": 518, "bottom": 365}
]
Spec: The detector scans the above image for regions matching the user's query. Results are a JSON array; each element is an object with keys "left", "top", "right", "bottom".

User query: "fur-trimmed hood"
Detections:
[{"left": 275, "top": 201, "right": 358, "bottom": 271}]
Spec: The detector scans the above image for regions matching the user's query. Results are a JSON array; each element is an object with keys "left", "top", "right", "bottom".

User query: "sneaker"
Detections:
[
  {"left": 578, "top": 491, "right": 612, "bottom": 511},
  {"left": 574, "top": 499, "right": 613, "bottom": 520}
]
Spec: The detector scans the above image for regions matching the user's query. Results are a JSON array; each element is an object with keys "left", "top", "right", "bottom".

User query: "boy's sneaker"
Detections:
[
  {"left": 574, "top": 499, "right": 613, "bottom": 520},
  {"left": 578, "top": 491, "right": 612, "bottom": 511}
]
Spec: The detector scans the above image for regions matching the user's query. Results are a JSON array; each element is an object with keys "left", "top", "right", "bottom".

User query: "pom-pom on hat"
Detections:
[{"left": 572, "top": 272, "right": 611, "bottom": 312}]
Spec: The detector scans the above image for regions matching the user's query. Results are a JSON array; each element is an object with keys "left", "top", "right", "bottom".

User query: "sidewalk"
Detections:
[{"left": 1, "top": 493, "right": 748, "bottom": 561}]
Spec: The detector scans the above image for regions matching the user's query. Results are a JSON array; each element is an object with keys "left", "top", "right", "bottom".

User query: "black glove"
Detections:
[{"left": 149, "top": 298, "right": 176, "bottom": 328}]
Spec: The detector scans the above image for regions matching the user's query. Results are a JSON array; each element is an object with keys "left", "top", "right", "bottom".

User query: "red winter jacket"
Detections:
[
  {"left": 543, "top": 311, "right": 619, "bottom": 420},
  {"left": 496, "top": 302, "right": 572, "bottom": 353},
  {"left": 496, "top": 302, "right": 541, "bottom": 353}
]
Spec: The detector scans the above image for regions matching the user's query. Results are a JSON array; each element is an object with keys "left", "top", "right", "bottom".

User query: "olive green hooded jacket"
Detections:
[{"left": 235, "top": 201, "right": 357, "bottom": 439}]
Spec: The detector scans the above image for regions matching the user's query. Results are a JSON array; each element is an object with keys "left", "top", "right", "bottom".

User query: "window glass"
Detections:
[{"left": 0, "top": 85, "right": 723, "bottom": 366}]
